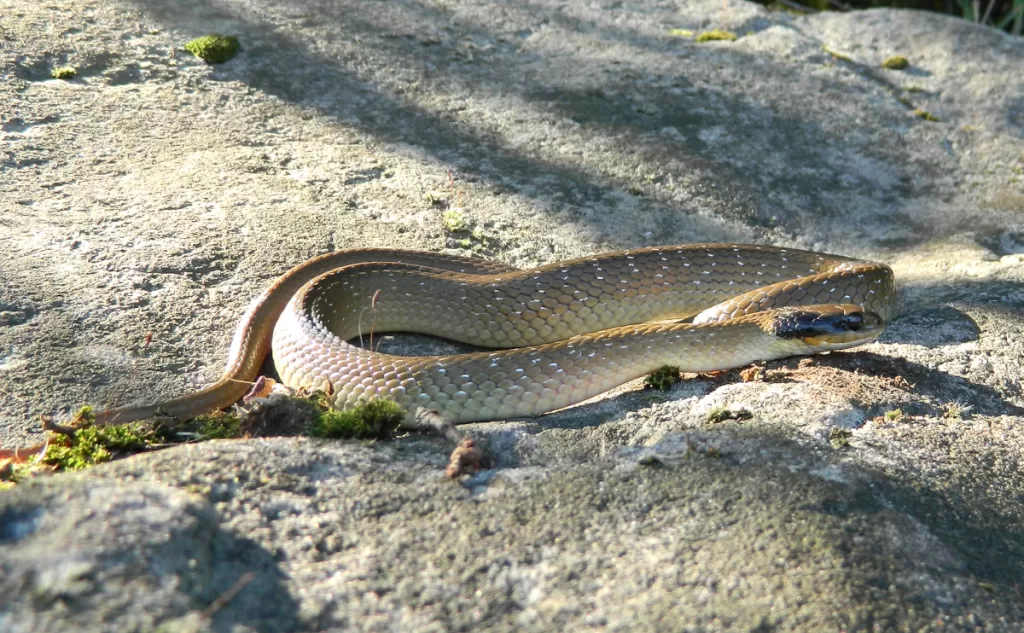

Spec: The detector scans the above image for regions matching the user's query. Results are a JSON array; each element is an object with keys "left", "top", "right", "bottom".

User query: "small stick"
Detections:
[
  {"left": 357, "top": 290, "right": 383, "bottom": 350},
  {"left": 369, "top": 289, "right": 381, "bottom": 352},
  {"left": 200, "top": 571, "right": 256, "bottom": 619},
  {"left": 40, "top": 414, "right": 77, "bottom": 437},
  {"left": 447, "top": 169, "right": 465, "bottom": 210}
]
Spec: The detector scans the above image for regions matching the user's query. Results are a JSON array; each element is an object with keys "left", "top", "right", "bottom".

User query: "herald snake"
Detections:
[{"left": 96, "top": 244, "right": 895, "bottom": 427}]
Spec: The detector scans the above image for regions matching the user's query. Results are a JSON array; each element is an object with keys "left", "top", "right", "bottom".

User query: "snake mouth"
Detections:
[{"left": 770, "top": 305, "right": 884, "bottom": 349}]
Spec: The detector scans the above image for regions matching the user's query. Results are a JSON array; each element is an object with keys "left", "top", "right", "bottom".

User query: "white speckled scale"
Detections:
[
  {"left": 270, "top": 244, "right": 895, "bottom": 426},
  {"left": 97, "top": 244, "right": 894, "bottom": 425}
]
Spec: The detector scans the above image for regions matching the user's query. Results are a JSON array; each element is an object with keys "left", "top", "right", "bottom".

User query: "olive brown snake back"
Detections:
[{"left": 95, "top": 244, "right": 895, "bottom": 427}]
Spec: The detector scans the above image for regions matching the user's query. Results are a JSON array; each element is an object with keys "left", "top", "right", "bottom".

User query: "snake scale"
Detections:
[{"left": 97, "top": 244, "right": 895, "bottom": 426}]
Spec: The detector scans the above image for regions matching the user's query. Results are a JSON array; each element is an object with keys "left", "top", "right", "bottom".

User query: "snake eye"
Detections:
[{"left": 771, "top": 307, "right": 879, "bottom": 339}]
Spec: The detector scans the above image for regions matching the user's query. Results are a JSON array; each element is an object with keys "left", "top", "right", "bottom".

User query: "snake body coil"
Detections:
[{"left": 98, "top": 244, "right": 895, "bottom": 426}]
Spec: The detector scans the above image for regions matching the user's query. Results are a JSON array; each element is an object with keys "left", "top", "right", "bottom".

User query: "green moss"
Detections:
[
  {"left": 914, "top": 109, "right": 940, "bottom": 122},
  {"left": 942, "top": 401, "right": 969, "bottom": 420},
  {"left": 51, "top": 66, "right": 77, "bottom": 80},
  {"left": 644, "top": 366, "right": 681, "bottom": 391},
  {"left": 185, "top": 484, "right": 212, "bottom": 497},
  {"left": 442, "top": 209, "right": 467, "bottom": 232},
  {"left": 904, "top": 84, "right": 924, "bottom": 93},
  {"left": 73, "top": 405, "right": 97, "bottom": 425},
  {"left": 706, "top": 407, "right": 727, "bottom": 423},
  {"left": 881, "top": 56, "right": 910, "bottom": 70},
  {"left": 883, "top": 408, "right": 904, "bottom": 422},
  {"left": 695, "top": 30, "right": 738, "bottom": 43},
  {"left": 828, "top": 428, "right": 852, "bottom": 449},
  {"left": 183, "top": 34, "right": 240, "bottom": 64},
  {"left": 42, "top": 415, "right": 152, "bottom": 472},
  {"left": 1, "top": 462, "right": 36, "bottom": 487},
  {"left": 637, "top": 454, "right": 665, "bottom": 467},
  {"left": 667, "top": 29, "right": 693, "bottom": 38},
  {"left": 301, "top": 389, "right": 335, "bottom": 410},
  {"left": 312, "top": 398, "right": 404, "bottom": 440},
  {"left": 425, "top": 191, "right": 447, "bottom": 208},
  {"left": 706, "top": 407, "right": 752, "bottom": 424},
  {"left": 193, "top": 412, "right": 243, "bottom": 439}
]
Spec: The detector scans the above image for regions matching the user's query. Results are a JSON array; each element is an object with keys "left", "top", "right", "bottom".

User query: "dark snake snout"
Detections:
[{"left": 771, "top": 306, "right": 882, "bottom": 339}]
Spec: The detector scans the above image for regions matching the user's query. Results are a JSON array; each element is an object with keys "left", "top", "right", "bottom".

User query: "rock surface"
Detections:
[{"left": 2, "top": 0, "right": 1023, "bottom": 631}]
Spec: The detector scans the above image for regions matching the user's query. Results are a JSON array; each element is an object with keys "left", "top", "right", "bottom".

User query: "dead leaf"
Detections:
[
  {"left": 446, "top": 437, "right": 483, "bottom": 479},
  {"left": 740, "top": 365, "right": 765, "bottom": 382},
  {"left": 243, "top": 376, "right": 276, "bottom": 403},
  {"left": 0, "top": 440, "right": 47, "bottom": 463}
]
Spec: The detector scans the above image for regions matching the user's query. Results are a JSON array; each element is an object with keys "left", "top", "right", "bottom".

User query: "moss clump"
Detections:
[
  {"left": 695, "top": 30, "right": 737, "bottom": 43},
  {"left": 706, "top": 407, "right": 752, "bottom": 424},
  {"left": 1, "top": 462, "right": 36, "bottom": 490},
  {"left": 312, "top": 398, "right": 404, "bottom": 440},
  {"left": 881, "top": 56, "right": 910, "bottom": 70},
  {"left": 183, "top": 34, "right": 240, "bottom": 64},
  {"left": 425, "top": 191, "right": 447, "bottom": 207},
  {"left": 192, "top": 412, "right": 243, "bottom": 439},
  {"left": 51, "top": 66, "right": 77, "bottom": 80},
  {"left": 462, "top": 228, "right": 484, "bottom": 245},
  {"left": 667, "top": 29, "right": 693, "bottom": 38},
  {"left": 300, "top": 389, "right": 335, "bottom": 410},
  {"left": 942, "top": 402, "right": 970, "bottom": 420},
  {"left": 442, "top": 209, "right": 467, "bottom": 232},
  {"left": 644, "top": 366, "right": 682, "bottom": 391},
  {"left": 883, "top": 408, "right": 904, "bottom": 422},
  {"left": 637, "top": 454, "right": 665, "bottom": 467},
  {"left": 829, "top": 428, "right": 852, "bottom": 449},
  {"left": 42, "top": 407, "right": 153, "bottom": 471},
  {"left": 914, "top": 108, "right": 939, "bottom": 122}
]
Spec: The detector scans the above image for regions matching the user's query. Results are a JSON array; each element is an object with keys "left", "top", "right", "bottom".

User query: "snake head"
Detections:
[{"left": 769, "top": 305, "right": 884, "bottom": 350}]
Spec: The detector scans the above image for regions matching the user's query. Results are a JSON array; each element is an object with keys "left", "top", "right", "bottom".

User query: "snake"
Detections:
[{"left": 96, "top": 244, "right": 895, "bottom": 427}]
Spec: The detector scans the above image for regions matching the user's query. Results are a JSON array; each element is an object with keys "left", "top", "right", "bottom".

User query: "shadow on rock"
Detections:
[
  {"left": 786, "top": 351, "right": 1023, "bottom": 417},
  {"left": 116, "top": 0, "right": 957, "bottom": 248},
  {"left": 881, "top": 305, "right": 981, "bottom": 346},
  {"left": 353, "top": 426, "right": 1024, "bottom": 629},
  {"left": 0, "top": 478, "right": 301, "bottom": 633},
  {"left": 898, "top": 278, "right": 1024, "bottom": 325},
  {"left": 710, "top": 428, "right": 1024, "bottom": 598},
  {"left": 492, "top": 347, "right": 1022, "bottom": 437}
]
